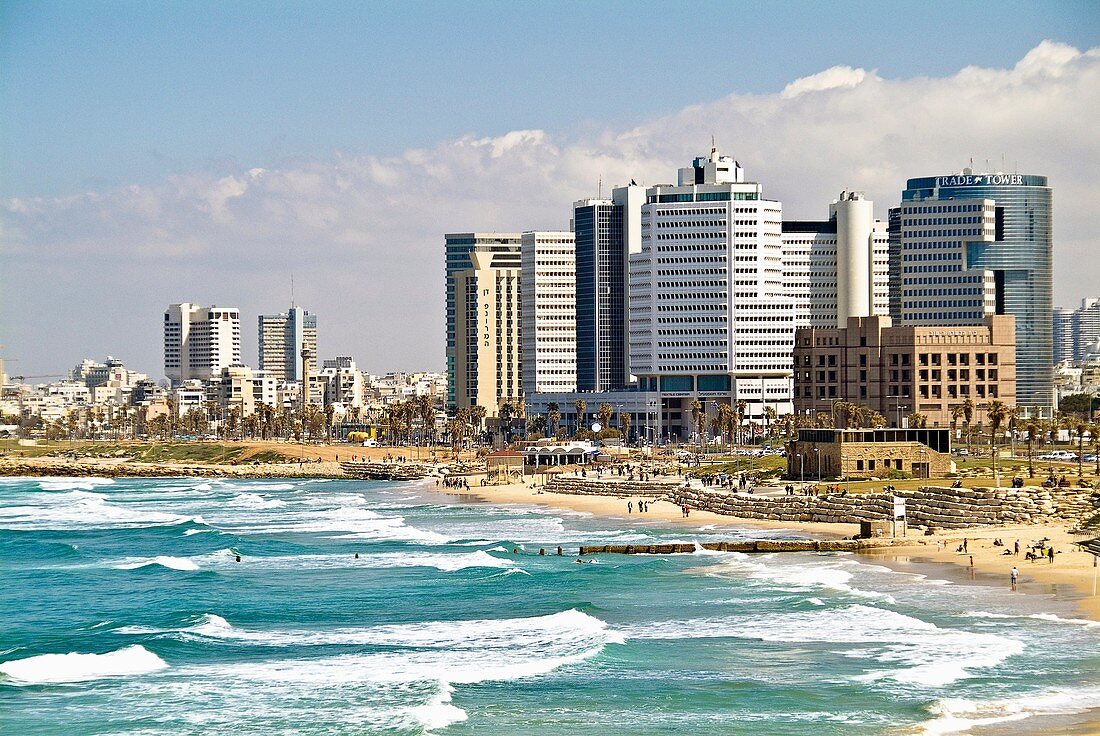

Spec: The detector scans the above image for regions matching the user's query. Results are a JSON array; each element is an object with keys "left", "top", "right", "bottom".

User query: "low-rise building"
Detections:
[
  {"left": 793, "top": 315, "right": 1016, "bottom": 427},
  {"left": 787, "top": 428, "right": 954, "bottom": 480}
]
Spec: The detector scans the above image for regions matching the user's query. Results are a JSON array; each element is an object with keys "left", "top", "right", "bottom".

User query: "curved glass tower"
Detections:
[{"left": 899, "top": 173, "right": 1052, "bottom": 408}]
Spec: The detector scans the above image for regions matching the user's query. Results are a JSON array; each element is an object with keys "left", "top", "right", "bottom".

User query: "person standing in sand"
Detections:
[{"left": 1010, "top": 566, "right": 1019, "bottom": 591}]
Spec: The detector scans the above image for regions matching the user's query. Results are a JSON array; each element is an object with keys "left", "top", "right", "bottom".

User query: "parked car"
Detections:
[{"left": 1038, "top": 450, "right": 1075, "bottom": 461}]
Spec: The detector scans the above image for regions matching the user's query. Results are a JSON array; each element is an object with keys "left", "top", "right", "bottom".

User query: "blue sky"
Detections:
[
  {"left": 3, "top": 0, "right": 1097, "bottom": 198},
  {"left": 1, "top": 2, "right": 1098, "bottom": 376}
]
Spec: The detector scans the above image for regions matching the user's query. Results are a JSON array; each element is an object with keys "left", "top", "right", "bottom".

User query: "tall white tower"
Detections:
[{"left": 832, "top": 191, "right": 875, "bottom": 327}]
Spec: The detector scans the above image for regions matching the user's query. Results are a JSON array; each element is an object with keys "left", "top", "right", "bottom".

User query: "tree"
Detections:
[
  {"left": 735, "top": 399, "right": 748, "bottom": 444},
  {"left": 527, "top": 414, "right": 546, "bottom": 437},
  {"left": 950, "top": 404, "right": 964, "bottom": 439},
  {"left": 547, "top": 402, "right": 561, "bottom": 438},
  {"left": 416, "top": 395, "right": 435, "bottom": 446},
  {"left": 762, "top": 406, "right": 777, "bottom": 439},
  {"left": 498, "top": 400, "right": 515, "bottom": 444},
  {"left": 573, "top": 399, "right": 587, "bottom": 437},
  {"left": 1024, "top": 416, "right": 1041, "bottom": 478},
  {"left": 988, "top": 399, "right": 1008, "bottom": 488},
  {"left": 716, "top": 403, "right": 735, "bottom": 450},
  {"left": 962, "top": 397, "right": 975, "bottom": 453},
  {"left": 689, "top": 399, "right": 703, "bottom": 452},
  {"left": 597, "top": 403, "right": 614, "bottom": 432},
  {"left": 1058, "top": 393, "right": 1096, "bottom": 418},
  {"left": 907, "top": 411, "right": 927, "bottom": 429},
  {"left": 618, "top": 410, "right": 632, "bottom": 443},
  {"left": 468, "top": 404, "right": 487, "bottom": 443}
]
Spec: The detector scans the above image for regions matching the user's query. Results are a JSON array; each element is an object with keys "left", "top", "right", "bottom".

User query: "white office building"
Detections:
[
  {"left": 521, "top": 231, "right": 577, "bottom": 396},
  {"left": 627, "top": 148, "right": 792, "bottom": 437},
  {"left": 259, "top": 306, "right": 317, "bottom": 382},
  {"left": 783, "top": 191, "right": 890, "bottom": 329},
  {"left": 164, "top": 303, "right": 242, "bottom": 384}
]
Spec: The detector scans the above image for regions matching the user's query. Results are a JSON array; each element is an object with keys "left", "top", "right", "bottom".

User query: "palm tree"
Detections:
[
  {"left": 468, "top": 404, "right": 487, "bottom": 443},
  {"left": 498, "top": 400, "right": 515, "bottom": 444},
  {"left": 868, "top": 410, "right": 887, "bottom": 428},
  {"left": 1074, "top": 419, "right": 1088, "bottom": 477},
  {"left": 547, "top": 402, "right": 561, "bottom": 438},
  {"left": 716, "top": 403, "right": 735, "bottom": 450},
  {"left": 689, "top": 399, "right": 703, "bottom": 452},
  {"left": 962, "top": 397, "right": 975, "bottom": 453},
  {"left": 573, "top": 399, "right": 587, "bottom": 438},
  {"left": 416, "top": 395, "right": 435, "bottom": 447},
  {"left": 907, "top": 411, "right": 927, "bottom": 429},
  {"left": 988, "top": 399, "right": 1008, "bottom": 488},
  {"left": 597, "top": 403, "right": 614, "bottom": 432},
  {"left": 618, "top": 410, "right": 632, "bottom": 443},
  {"left": 735, "top": 399, "right": 748, "bottom": 444},
  {"left": 762, "top": 406, "right": 777, "bottom": 439},
  {"left": 1024, "top": 416, "right": 1041, "bottom": 478},
  {"left": 1092, "top": 421, "right": 1100, "bottom": 477}
]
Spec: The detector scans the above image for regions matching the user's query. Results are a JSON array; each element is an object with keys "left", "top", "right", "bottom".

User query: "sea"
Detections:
[{"left": 1, "top": 476, "right": 1099, "bottom": 735}]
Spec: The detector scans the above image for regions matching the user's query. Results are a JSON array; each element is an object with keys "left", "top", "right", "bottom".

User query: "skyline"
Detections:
[{"left": 2, "top": 4, "right": 1099, "bottom": 377}]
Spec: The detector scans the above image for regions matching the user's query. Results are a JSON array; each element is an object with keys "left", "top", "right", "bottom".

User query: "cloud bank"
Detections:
[{"left": 3, "top": 41, "right": 1098, "bottom": 376}]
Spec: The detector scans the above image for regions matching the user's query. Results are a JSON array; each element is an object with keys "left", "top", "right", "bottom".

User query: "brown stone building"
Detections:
[
  {"left": 787, "top": 428, "right": 954, "bottom": 481},
  {"left": 792, "top": 315, "right": 1016, "bottom": 427}
]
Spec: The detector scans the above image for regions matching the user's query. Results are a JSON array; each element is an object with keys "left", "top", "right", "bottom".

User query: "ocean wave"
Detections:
[
  {"left": 919, "top": 685, "right": 1100, "bottom": 735},
  {"left": 0, "top": 644, "right": 167, "bottom": 684},
  {"left": 36, "top": 477, "right": 116, "bottom": 491},
  {"left": 618, "top": 604, "right": 1021, "bottom": 688},
  {"left": 114, "top": 556, "right": 200, "bottom": 571},
  {"left": 187, "top": 548, "right": 515, "bottom": 573},
  {"left": 962, "top": 610, "right": 1100, "bottom": 629},
  {"left": 231, "top": 505, "right": 449, "bottom": 544},
  {"left": 225, "top": 492, "right": 287, "bottom": 510},
  {"left": 0, "top": 490, "right": 196, "bottom": 530},
  {"left": 698, "top": 550, "right": 897, "bottom": 603}
]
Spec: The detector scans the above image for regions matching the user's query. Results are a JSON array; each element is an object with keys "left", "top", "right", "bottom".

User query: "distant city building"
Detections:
[
  {"left": 164, "top": 303, "right": 241, "bottom": 384},
  {"left": 214, "top": 365, "right": 278, "bottom": 417},
  {"left": 628, "top": 148, "right": 793, "bottom": 436},
  {"left": 258, "top": 306, "right": 317, "bottom": 382},
  {"left": 894, "top": 170, "right": 1053, "bottom": 408},
  {"left": 783, "top": 191, "right": 890, "bottom": 328},
  {"left": 320, "top": 356, "right": 365, "bottom": 409},
  {"left": 445, "top": 232, "right": 521, "bottom": 411},
  {"left": 521, "top": 231, "right": 577, "bottom": 396},
  {"left": 573, "top": 184, "right": 644, "bottom": 392},
  {"left": 1052, "top": 298, "right": 1100, "bottom": 364},
  {"left": 452, "top": 244, "right": 522, "bottom": 415},
  {"left": 792, "top": 314, "right": 1016, "bottom": 428}
]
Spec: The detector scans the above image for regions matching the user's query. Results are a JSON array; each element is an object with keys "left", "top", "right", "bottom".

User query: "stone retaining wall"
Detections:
[
  {"left": 340, "top": 462, "right": 430, "bottom": 480},
  {"left": 0, "top": 458, "right": 343, "bottom": 479},
  {"left": 546, "top": 476, "right": 1098, "bottom": 529}
]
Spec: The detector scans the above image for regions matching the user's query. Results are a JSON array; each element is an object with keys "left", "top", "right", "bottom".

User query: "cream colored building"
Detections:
[
  {"left": 521, "top": 230, "right": 576, "bottom": 395},
  {"left": 453, "top": 248, "right": 521, "bottom": 416}
]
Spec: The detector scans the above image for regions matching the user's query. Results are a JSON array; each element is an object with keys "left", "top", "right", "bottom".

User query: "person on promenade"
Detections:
[{"left": 1010, "top": 566, "right": 1019, "bottom": 591}]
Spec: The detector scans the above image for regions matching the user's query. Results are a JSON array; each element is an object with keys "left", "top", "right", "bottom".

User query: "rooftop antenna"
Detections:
[
  {"left": 290, "top": 274, "right": 296, "bottom": 308},
  {"left": 597, "top": 175, "right": 602, "bottom": 199},
  {"left": 1001, "top": 152, "right": 1006, "bottom": 172}
]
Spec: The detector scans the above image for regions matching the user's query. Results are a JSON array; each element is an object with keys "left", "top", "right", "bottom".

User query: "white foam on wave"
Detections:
[
  {"left": 0, "top": 644, "right": 167, "bottom": 684},
  {"left": 114, "top": 555, "right": 200, "bottom": 571},
  {"left": 919, "top": 685, "right": 1100, "bottom": 735},
  {"left": 619, "top": 604, "right": 1021, "bottom": 688},
  {"left": 226, "top": 492, "right": 287, "bottom": 510},
  {"left": 0, "top": 490, "right": 195, "bottom": 530},
  {"left": 36, "top": 477, "right": 116, "bottom": 491},
  {"left": 183, "top": 528, "right": 218, "bottom": 536},
  {"left": 698, "top": 549, "right": 896, "bottom": 603},
  {"left": 191, "top": 547, "right": 514, "bottom": 572},
  {"left": 963, "top": 610, "right": 1100, "bottom": 629},
  {"left": 233, "top": 505, "right": 449, "bottom": 544}
]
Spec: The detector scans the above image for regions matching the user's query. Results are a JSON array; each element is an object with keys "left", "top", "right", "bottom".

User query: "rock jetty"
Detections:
[
  {"left": 339, "top": 461, "right": 430, "bottom": 481},
  {"left": 546, "top": 476, "right": 1098, "bottom": 529}
]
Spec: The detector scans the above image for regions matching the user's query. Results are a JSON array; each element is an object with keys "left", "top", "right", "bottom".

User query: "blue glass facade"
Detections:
[
  {"left": 574, "top": 203, "right": 627, "bottom": 392},
  {"left": 900, "top": 174, "right": 1053, "bottom": 407}
]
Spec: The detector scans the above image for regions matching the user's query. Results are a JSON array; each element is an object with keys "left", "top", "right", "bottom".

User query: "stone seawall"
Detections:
[
  {"left": 339, "top": 462, "right": 430, "bottom": 481},
  {"left": 0, "top": 458, "right": 345, "bottom": 479},
  {"left": 579, "top": 539, "right": 908, "bottom": 555},
  {"left": 546, "top": 476, "right": 1098, "bottom": 529}
]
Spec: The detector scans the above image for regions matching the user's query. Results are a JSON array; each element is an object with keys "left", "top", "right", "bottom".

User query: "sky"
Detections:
[{"left": 2, "top": 1, "right": 1098, "bottom": 377}]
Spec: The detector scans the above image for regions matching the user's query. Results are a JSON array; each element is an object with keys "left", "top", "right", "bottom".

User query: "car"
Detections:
[
  {"left": 1038, "top": 450, "right": 1075, "bottom": 461},
  {"left": 951, "top": 448, "right": 969, "bottom": 456}
]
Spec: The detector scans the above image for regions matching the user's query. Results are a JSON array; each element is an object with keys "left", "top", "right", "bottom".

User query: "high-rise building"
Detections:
[
  {"left": 627, "top": 148, "right": 792, "bottom": 437},
  {"left": 258, "top": 307, "right": 317, "bottom": 382},
  {"left": 452, "top": 244, "right": 522, "bottom": 415},
  {"left": 521, "top": 231, "right": 577, "bottom": 396},
  {"left": 163, "top": 303, "right": 241, "bottom": 384},
  {"left": 573, "top": 184, "right": 645, "bottom": 392},
  {"left": 445, "top": 233, "right": 522, "bottom": 411},
  {"left": 895, "top": 170, "right": 1053, "bottom": 408},
  {"left": 783, "top": 191, "right": 890, "bottom": 329},
  {"left": 1053, "top": 298, "right": 1100, "bottom": 364}
]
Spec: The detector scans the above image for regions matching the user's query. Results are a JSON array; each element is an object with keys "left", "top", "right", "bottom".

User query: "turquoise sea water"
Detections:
[{"left": 1, "top": 476, "right": 1098, "bottom": 735}]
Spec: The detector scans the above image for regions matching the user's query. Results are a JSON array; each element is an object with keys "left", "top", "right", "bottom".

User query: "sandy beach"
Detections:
[{"left": 451, "top": 474, "right": 1100, "bottom": 624}]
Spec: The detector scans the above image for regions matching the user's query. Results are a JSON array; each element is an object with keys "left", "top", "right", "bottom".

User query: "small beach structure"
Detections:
[
  {"left": 787, "top": 428, "right": 955, "bottom": 480},
  {"left": 485, "top": 450, "right": 525, "bottom": 484},
  {"left": 523, "top": 441, "right": 600, "bottom": 468}
]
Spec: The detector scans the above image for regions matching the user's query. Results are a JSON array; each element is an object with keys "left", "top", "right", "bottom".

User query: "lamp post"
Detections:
[
  {"left": 799, "top": 453, "right": 804, "bottom": 485},
  {"left": 814, "top": 447, "right": 821, "bottom": 484}
]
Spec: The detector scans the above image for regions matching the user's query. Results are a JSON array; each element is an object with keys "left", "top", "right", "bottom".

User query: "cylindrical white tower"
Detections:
[{"left": 834, "top": 191, "right": 875, "bottom": 327}]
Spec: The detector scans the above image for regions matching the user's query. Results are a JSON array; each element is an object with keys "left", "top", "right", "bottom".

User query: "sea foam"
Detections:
[
  {"left": 114, "top": 556, "right": 200, "bottom": 571},
  {"left": 0, "top": 645, "right": 167, "bottom": 684}
]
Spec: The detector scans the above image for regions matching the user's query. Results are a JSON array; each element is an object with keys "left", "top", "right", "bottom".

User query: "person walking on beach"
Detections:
[
  {"left": 1048, "top": 546, "right": 1055, "bottom": 564},
  {"left": 1014, "top": 539, "right": 1020, "bottom": 556},
  {"left": 628, "top": 501, "right": 633, "bottom": 514},
  {"left": 1010, "top": 566, "right": 1019, "bottom": 591},
  {"left": 963, "top": 538, "right": 968, "bottom": 553}
]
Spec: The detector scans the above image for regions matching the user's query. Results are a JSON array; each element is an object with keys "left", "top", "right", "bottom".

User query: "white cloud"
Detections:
[{"left": 3, "top": 41, "right": 1098, "bottom": 376}]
